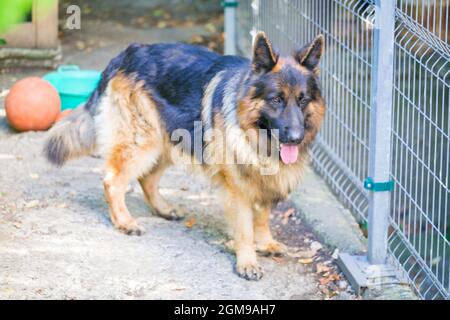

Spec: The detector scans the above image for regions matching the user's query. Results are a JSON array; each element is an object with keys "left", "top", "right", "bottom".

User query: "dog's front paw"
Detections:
[
  {"left": 116, "top": 221, "right": 146, "bottom": 236},
  {"left": 236, "top": 263, "right": 264, "bottom": 281},
  {"left": 256, "top": 241, "right": 287, "bottom": 257}
]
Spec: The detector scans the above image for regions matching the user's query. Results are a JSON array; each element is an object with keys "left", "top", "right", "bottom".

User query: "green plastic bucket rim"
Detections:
[
  {"left": 57, "top": 65, "right": 81, "bottom": 72},
  {"left": 44, "top": 64, "right": 101, "bottom": 96}
]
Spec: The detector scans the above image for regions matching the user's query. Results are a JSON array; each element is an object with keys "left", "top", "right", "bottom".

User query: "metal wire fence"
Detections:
[{"left": 236, "top": 0, "right": 449, "bottom": 300}]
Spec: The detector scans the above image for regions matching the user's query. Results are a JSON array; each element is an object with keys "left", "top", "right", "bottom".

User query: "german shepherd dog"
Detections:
[{"left": 44, "top": 32, "right": 325, "bottom": 280}]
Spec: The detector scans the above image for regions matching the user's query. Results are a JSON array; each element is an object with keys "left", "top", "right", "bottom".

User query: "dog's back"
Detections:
[
  {"left": 43, "top": 34, "right": 326, "bottom": 280},
  {"left": 45, "top": 42, "right": 250, "bottom": 166}
]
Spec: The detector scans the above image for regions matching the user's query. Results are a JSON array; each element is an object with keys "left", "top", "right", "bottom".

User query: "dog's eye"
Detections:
[
  {"left": 299, "top": 98, "right": 310, "bottom": 108},
  {"left": 271, "top": 96, "right": 283, "bottom": 104}
]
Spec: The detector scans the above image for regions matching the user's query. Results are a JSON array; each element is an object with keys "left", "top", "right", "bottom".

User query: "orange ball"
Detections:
[
  {"left": 5, "top": 77, "right": 61, "bottom": 131},
  {"left": 55, "top": 109, "right": 73, "bottom": 122}
]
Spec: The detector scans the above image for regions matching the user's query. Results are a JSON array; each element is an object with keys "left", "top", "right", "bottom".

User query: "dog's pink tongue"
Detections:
[{"left": 280, "top": 144, "right": 299, "bottom": 165}]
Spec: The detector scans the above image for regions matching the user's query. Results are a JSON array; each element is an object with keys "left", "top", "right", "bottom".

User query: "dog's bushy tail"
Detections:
[{"left": 44, "top": 105, "right": 96, "bottom": 166}]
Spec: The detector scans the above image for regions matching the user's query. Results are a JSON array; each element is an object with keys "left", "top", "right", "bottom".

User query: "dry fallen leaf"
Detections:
[
  {"left": 316, "top": 264, "right": 331, "bottom": 274},
  {"left": 56, "top": 203, "right": 68, "bottom": 209},
  {"left": 184, "top": 217, "right": 196, "bottom": 228},
  {"left": 25, "top": 200, "right": 40, "bottom": 209},
  {"left": 281, "top": 207, "right": 295, "bottom": 225},
  {"left": 288, "top": 249, "right": 316, "bottom": 259},
  {"left": 319, "top": 285, "right": 331, "bottom": 296},
  {"left": 173, "top": 287, "right": 186, "bottom": 291},
  {"left": 298, "top": 258, "right": 313, "bottom": 264},
  {"left": 2, "top": 288, "right": 14, "bottom": 296},
  {"left": 204, "top": 22, "right": 217, "bottom": 33},
  {"left": 190, "top": 35, "right": 204, "bottom": 44},
  {"left": 75, "top": 40, "right": 86, "bottom": 50},
  {"left": 319, "top": 273, "right": 341, "bottom": 285},
  {"left": 157, "top": 21, "right": 168, "bottom": 29},
  {"left": 330, "top": 274, "right": 341, "bottom": 281}
]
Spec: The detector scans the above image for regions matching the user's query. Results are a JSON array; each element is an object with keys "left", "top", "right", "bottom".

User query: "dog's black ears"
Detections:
[
  {"left": 294, "top": 34, "right": 324, "bottom": 73},
  {"left": 252, "top": 32, "right": 278, "bottom": 73}
]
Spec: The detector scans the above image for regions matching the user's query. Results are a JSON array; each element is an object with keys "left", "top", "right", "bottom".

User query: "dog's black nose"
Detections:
[{"left": 286, "top": 128, "right": 304, "bottom": 144}]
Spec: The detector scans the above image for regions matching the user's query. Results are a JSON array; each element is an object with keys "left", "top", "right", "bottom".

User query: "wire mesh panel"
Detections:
[
  {"left": 236, "top": 0, "right": 254, "bottom": 55},
  {"left": 236, "top": 0, "right": 449, "bottom": 300},
  {"left": 389, "top": 0, "right": 449, "bottom": 300}
]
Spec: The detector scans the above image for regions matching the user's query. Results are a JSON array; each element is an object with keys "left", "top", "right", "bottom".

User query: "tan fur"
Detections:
[
  {"left": 93, "top": 65, "right": 325, "bottom": 279},
  {"left": 271, "top": 57, "right": 285, "bottom": 73},
  {"left": 254, "top": 206, "right": 286, "bottom": 256},
  {"left": 237, "top": 96, "right": 264, "bottom": 131},
  {"left": 221, "top": 188, "right": 262, "bottom": 279},
  {"left": 97, "top": 73, "right": 178, "bottom": 234},
  {"left": 138, "top": 160, "right": 185, "bottom": 220}
]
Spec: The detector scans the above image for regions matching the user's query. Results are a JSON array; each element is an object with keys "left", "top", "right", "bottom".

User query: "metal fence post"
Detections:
[
  {"left": 367, "top": 0, "right": 396, "bottom": 265},
  {"left": 337, "top": 0, "right": 404, "bottom": 294},
  {"left": 224, "top": 0, "right": 238, "bottom": 55}
]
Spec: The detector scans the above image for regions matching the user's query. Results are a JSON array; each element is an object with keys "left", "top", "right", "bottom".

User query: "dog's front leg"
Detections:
[
  {"left": 254, "top": 206, "right": 287, "bottom": 256},
  {"left": 223, "top": 192, "right": 263, "bottom": 280}
]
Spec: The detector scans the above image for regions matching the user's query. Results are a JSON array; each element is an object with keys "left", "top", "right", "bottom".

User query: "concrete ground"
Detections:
[{"left": 0, "top": 0, "right": 369, "bottom": 300}]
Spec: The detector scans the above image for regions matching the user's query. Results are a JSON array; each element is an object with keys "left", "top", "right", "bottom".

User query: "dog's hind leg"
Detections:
[
  {"left": 138, "top": 160, "right": 186, "bottom": 221},
  {"left": 103, "top": 145, "right": 161, "bottom": 236},
  {"left": 253, "top": 206, "right": 287, "bottom": 256},
  {"left": 99, "top": 73, "right": 167, "bottom": 235}
]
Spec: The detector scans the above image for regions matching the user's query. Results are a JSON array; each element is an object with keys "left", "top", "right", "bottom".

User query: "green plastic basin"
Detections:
[{"left": 43, "top": 65, "right": 101, "bottom": 110}]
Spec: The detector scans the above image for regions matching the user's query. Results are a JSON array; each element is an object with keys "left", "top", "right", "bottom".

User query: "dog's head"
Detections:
[{"left": 240, "top": 32, "right": 326, "bottom": 165}]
